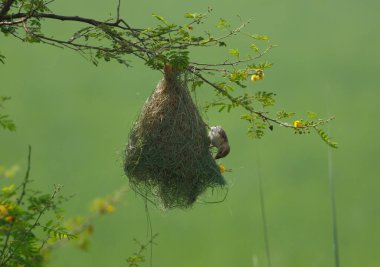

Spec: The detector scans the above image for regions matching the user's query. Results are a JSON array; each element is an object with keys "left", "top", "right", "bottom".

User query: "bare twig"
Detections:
[
  {"left": 189, "top": 45, "right": 273, "bottom": 69},
  {"left": 116, "top": 0, "right": 121, "bottom": 21},
  {"left": 17, "top": 145, "right": 32, "bottom": 205}
]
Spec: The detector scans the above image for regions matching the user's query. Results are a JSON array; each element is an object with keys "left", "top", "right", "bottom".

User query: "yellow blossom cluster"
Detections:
[
  {"left": 219, "top": 164, "right": 226, "bottom": 173},
  {"left": 91, "top": 198, "right": 115, "bottom": 215},
  {"left": 293, "top": 120, "right": 303, "bottom": 128},
  {"left": 251, "top": 69, "right": 264, "bottom": 82},
  {"left": 0, "top": 203, "right": 15, "bottom": 223},
  {"left": 219, "top": 164, "right": 232, "bottom": 173},
  {"left": 0, "top": 165, "right": 20, "bottom": 178}
]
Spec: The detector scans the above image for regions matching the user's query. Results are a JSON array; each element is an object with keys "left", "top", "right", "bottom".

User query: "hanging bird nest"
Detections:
[{"left": 124, "top": 65, "right": 226, "bottom": 209}]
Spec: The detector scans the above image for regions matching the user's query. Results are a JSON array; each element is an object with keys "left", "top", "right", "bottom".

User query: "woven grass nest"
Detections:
[{"left": 124, "top": 65, "right": 226, "bottom": 209}]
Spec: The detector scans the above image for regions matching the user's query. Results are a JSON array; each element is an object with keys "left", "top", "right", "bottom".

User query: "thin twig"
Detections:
[
  {"left": 189, "top": 68, "right": 335, "bottom": 130},
  {"left": 1, "top": 185, "right": 62, "bottom": 266},
  {"left": 21, "top": 20, "right": 143, "bottom": 59},
  {"left": 144, "top": 197, "right": 154, "bottom": 267},
  {"left": 2, "top": 12, "right": 129, "bottom": 29},
  {"left": 17, "top": 145, "right": 32, "bottom": 205},
  {"left": 189, "top": 70, "right": 293, "bottom": 128},
  {"left": 116, "top": 0, "right": 121, "bottom": 21},
  {"left": 189, "top": 45, "right": 273, "bottom": 68},
  {"left": 21, "top": 21, "right": 150, "bottom": 63},
  {"left": 0, "top": 145, "right": 32, "bottom": 266}
]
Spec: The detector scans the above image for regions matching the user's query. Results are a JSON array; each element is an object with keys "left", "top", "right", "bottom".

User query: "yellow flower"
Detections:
[
  {"left": 219, "top": 164, "right": 226, "bottom": 173},
  {"left": 293, "top": 120, "right": 303, "bottom": 128},
  {"left": 91, "top": 198, "right": 115, "bottom": 214},
  {"left": 86, "top": 225, "right": 94, "bottom": 235},
  {"left": 5, "top": 216, "right": 14, "bottom": 223},
  {"left": 0, "top": 204, "right": 8, "bottom": 217},
  {"left": 4, "top": 165, "right": 20, "bottom": 178},
  {"left": 250, "top": 69, "right": 264, "bottom": 82},
  {"left": 251, "top": 75, "right": 260, "bottom": 81},
  {"left": 105, "top": 204, "right": 114, "bottom": 213}
]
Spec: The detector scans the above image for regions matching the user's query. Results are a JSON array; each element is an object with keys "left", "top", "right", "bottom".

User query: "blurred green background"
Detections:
[{"left": 1, "top": 0, "right": 380, "bottom": 266}]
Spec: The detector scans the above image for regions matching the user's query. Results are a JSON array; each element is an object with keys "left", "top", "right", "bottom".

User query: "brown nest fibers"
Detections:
[{"left": 124, "top": 65, "right": 226, "bottom": 209}]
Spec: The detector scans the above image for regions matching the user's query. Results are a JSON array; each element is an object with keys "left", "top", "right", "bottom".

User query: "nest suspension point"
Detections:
[{"left": 124, "top": 65, "right": 226, "bottom": 209}]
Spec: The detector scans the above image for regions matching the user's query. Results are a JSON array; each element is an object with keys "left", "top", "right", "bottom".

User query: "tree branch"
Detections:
[
  {"left": 189, "top": 69, "right": 293, "bottom": 128},
  {"left": 0, "top": 0, "right": 16, "bottom": 18},
  {"left": 0, "top": 4, "right": 336, "bottom": 145},
  {"left": 1, "top": 12, "right": 132, "bottom": 30}
]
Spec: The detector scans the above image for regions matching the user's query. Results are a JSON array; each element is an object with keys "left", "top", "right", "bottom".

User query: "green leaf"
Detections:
[
  {"left": 316, "top": 128, "right": 338, "bottom": 148},
  {"left": 218, "top": 105, "right": 226, "bottom": 112},
  {"left": 190, "top": 79, "right": 204, "bottom": 91},
  {"left": 216, "top": 18, "right": 230, "bottom": 29},
  {"left": 152, "top": 13, "right": 167, "bottom": 24},
  {"left": 184, "top": 13, "right": 196, "bottom": 18},
  {"left": 252, "top": 34, "right": 269, "bottom": 41},
  {"left": 260, "top": 62, "right": 273, "bottom": 68},
  {"left": 250, "top": 43, "right": 259, "bottom": 52},
  {"left": 229, "top": 69, "right": 247, "bottom": 82},
  {"left": 184, "top": 13, "right": 201, "bottom": 19},
  {"left": 0, "top": 52, "right": 5, "bottom": 64},
  {"left": 228, "top": 48, "right": 240, "bottom": 57},
  {"left": 248, "top": 61, "right": 273, "bottom": 69},
  {"left": 276, "top": 110, "right": 296, "bottom": 119},
  {"left": 248, "top": 122, "right": 266, "bottom": 139},
  {"left": 307, "top": 111, "right": 318, "bottom": 119},
  {"left": 25, "top": 34, "right": 41, "bottom": 43},
  {"left": 240, "top": 114, "right": 254, "bottom": 121},
  {"left": 254, "top": 91, "right": 276, "bottom": 107},
  {"left": 0, "top": 114, "right": 16, "bottom": 131},
  {"left": 0, "top": 97, "right": 16, "bottom": 131},
  {"left": 218, "top": 41, "right": 227, "bottom": 47},
  {"left": 166, "top": 50, "right": 189, "bottom": 69}
]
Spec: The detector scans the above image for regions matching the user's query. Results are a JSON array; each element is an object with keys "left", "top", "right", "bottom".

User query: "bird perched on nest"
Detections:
[{"left": 209, "top": 126, "right": 230, "bottom": 159}]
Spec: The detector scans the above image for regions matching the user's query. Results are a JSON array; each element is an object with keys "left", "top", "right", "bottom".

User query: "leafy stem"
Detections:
[{"left": 0, "top": 1, "right": 337, "bottom": 147}]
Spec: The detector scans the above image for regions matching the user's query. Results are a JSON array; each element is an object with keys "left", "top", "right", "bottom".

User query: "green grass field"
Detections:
[{"left": 1, "top": 0, "right": 380, "bottom": 266}]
